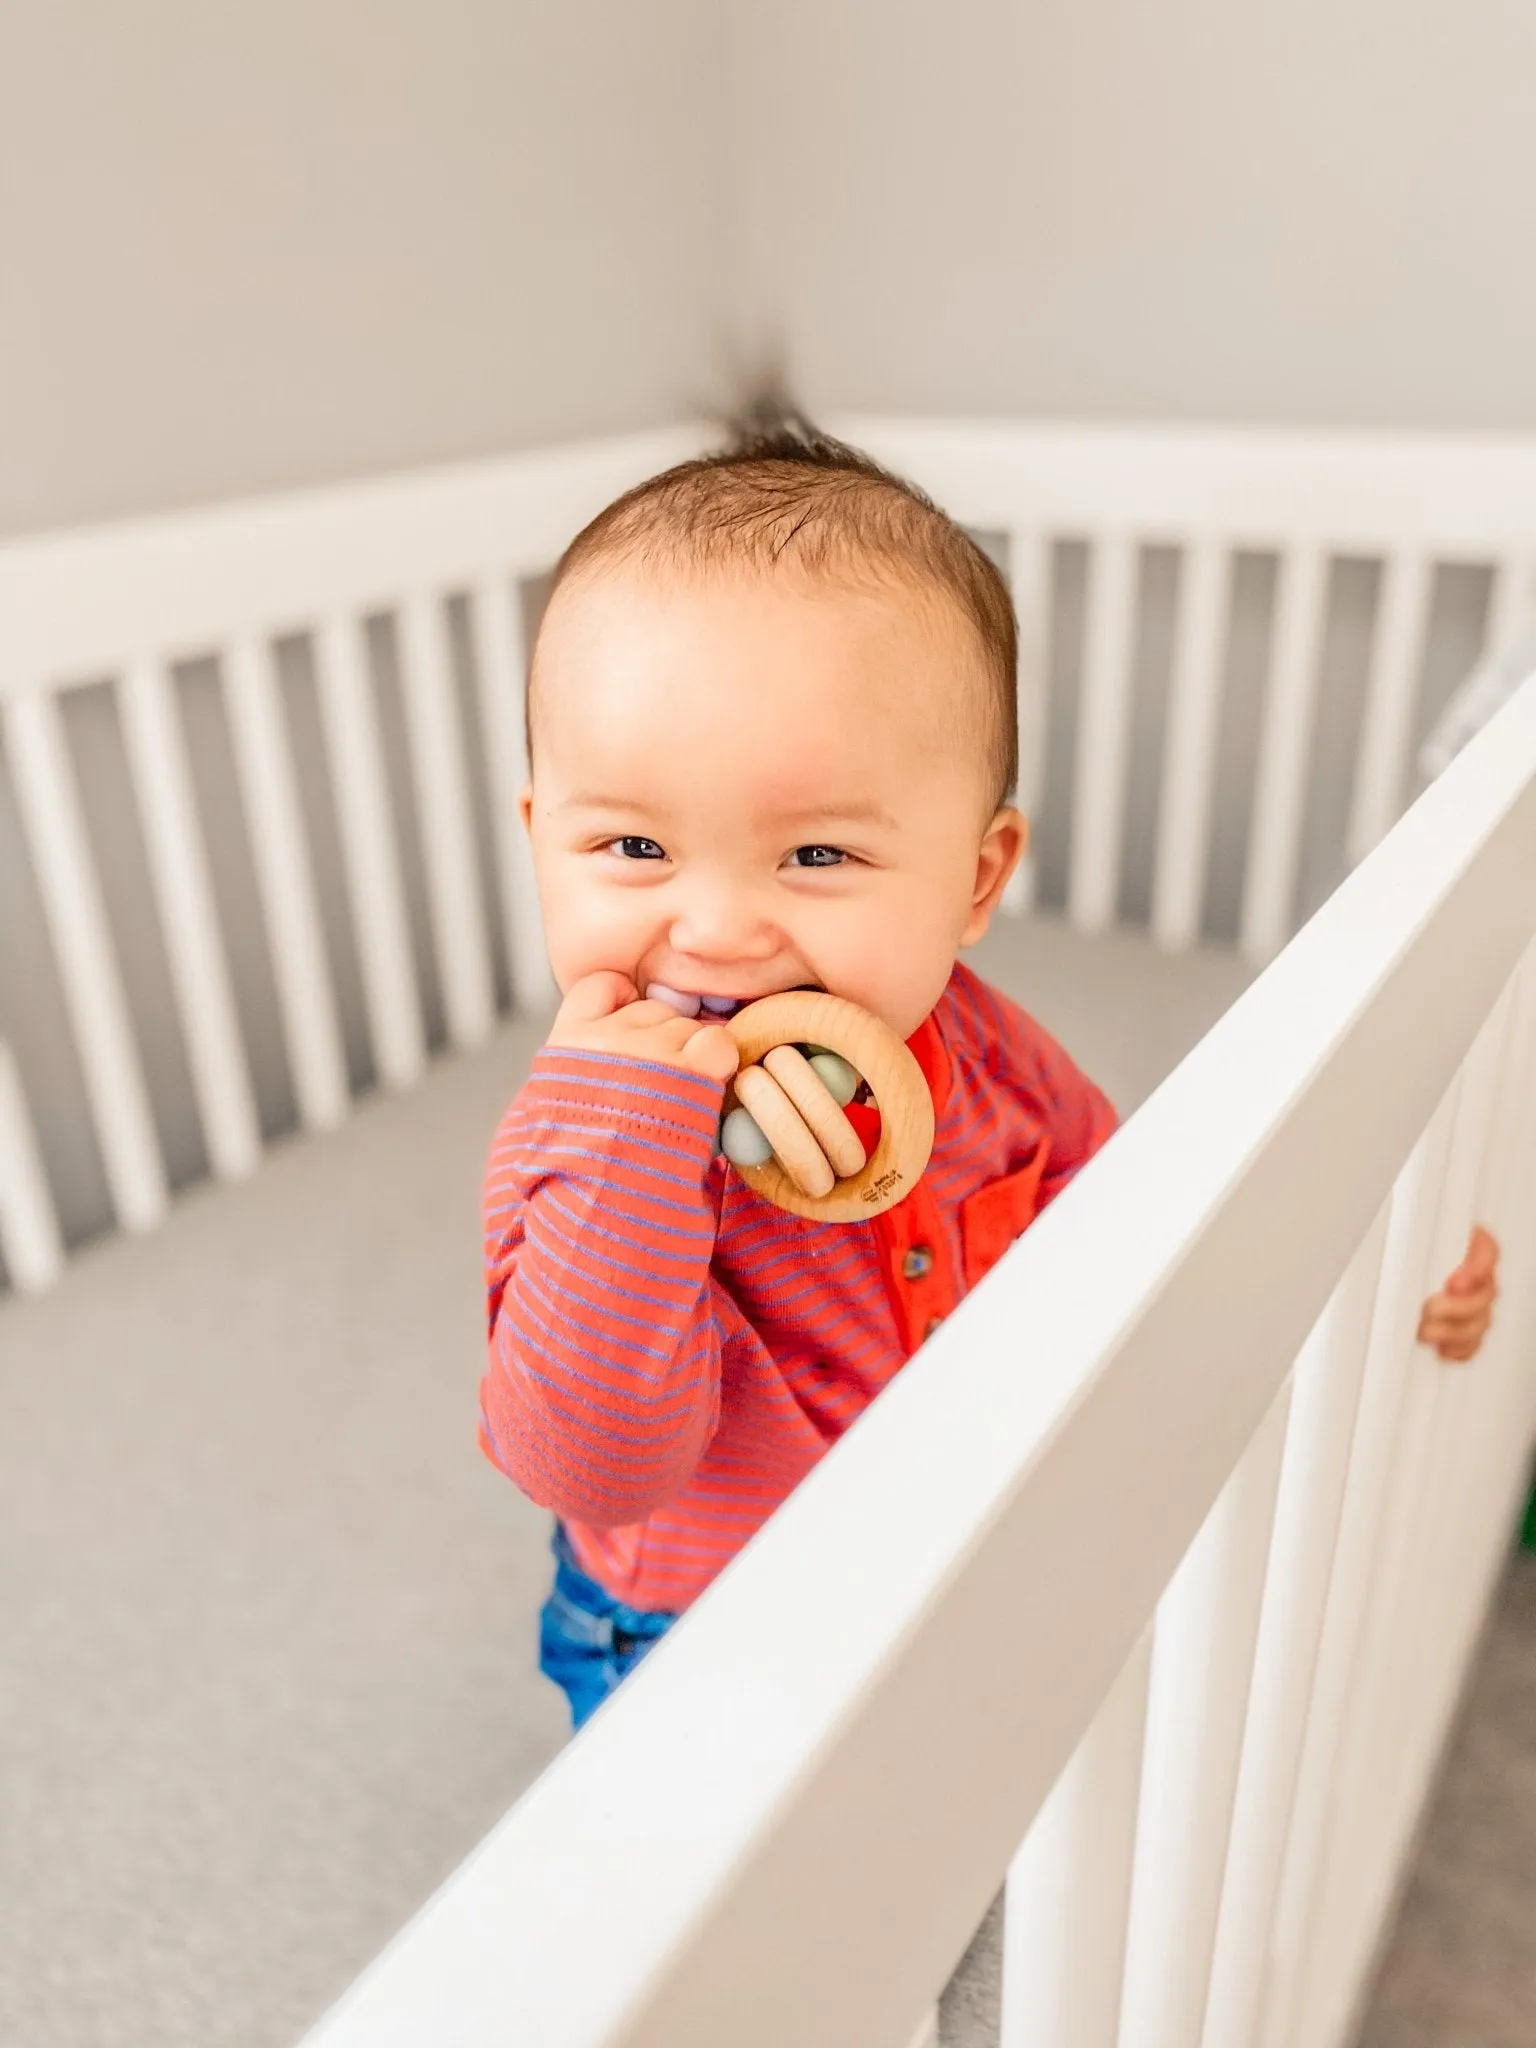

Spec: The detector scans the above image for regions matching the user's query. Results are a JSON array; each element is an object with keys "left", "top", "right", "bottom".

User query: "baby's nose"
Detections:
[{"left": 668, "top": 880, "right": 779, "bottom": 961}]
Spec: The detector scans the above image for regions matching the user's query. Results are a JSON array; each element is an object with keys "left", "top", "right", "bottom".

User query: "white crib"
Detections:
[{"left": 2, "top": 422, "right": 1535, "bottom": 2048}]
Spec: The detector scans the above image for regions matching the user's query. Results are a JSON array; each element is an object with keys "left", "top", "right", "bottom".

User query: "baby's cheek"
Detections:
[
  {"left": 538, "top": 867, "right": 650, "bottom": 990},
  {"left": 820, "top": 900, "right": 964, "bottom": 1038}
]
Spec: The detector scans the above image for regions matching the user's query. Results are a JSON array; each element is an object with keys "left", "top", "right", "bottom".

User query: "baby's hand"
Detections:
[
  {"left": 546, "top": 972, "right": 740, "bottom": 1086},
  {"left": 1417, "top": 1224, "right": 1500, "bottom": 1364}
]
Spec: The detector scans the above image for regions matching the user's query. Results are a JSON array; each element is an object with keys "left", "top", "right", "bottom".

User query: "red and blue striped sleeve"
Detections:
[{"left": 479, "top": 1047, "right": 729, "bottom": 1528}]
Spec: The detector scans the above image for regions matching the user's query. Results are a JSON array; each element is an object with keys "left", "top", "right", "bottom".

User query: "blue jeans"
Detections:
[{"left": 539, "top": 1525, "right": 677, "bottom": 1730}]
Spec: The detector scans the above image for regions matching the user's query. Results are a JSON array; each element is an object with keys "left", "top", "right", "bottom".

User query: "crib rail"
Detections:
[
  {"left": 4, "top": 418, "right": 1535, "bottom": 1304},
  {"left": 300, "top": 671, "right": 1536, "bottom": 2047}
]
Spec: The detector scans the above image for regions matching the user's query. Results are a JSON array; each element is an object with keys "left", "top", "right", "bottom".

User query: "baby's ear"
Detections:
[{"left": 961, "top": 809, "right": 1028, "bottom": 945}]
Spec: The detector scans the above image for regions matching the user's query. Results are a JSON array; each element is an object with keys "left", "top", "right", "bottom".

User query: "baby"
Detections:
[{"left": 479, "top": 415, "right": 1499, "bottom": 1730}]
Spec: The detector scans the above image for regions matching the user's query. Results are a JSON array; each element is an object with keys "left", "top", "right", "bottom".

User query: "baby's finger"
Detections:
[
  {"left": 557, "top": 971, "right": 640, "bottom": 1026},
  {"left": 610, "top": 1010, "right": 734, "bottom": 1072},
  {"left": 620, "top": 999, "right": 704, "bottom": 1032},
  {"left": 679, "top": 1022, "right": 740, "bottom": 1084}
]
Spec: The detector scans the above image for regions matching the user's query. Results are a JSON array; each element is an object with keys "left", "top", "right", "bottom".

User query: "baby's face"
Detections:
[{"left": 523, "top": 566, "right": 1024, "bottom": 1041}]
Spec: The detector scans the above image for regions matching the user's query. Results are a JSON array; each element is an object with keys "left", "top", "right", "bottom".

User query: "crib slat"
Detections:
[
  {"left": 1069, "top": 532, "right": 1137, "bottom": 933},
  {"left": 1199, "top": 1203, "right": 1390, "bottom": 2048},
  {"left": 223, "top": 634, "right": 349, "bottom": 1130},
  {"left": 314, "top": 613, "right": 425, "bottom": 1089},
  {"left": 0, "top": 1038, "right": 64, "bottom": 1292},
  {"left": 1483, "top": 552, "right": 1534, "bottom": 661},
  {"left": 1000, "top": 1629, "right": 1151, "bottom": 2048},
  {"left": 1240, "top": 546, "right": 1328, "bottom": 963},
  {"left": 1255, "top": 1090, "right": 1459, "bottom": 2048},
  {"left": 1151, "top": 539, "right": 1228, "bottom": 950},
  {"left": 1345, "top": 552, "right": 1431, "bottom": 867},
  {"left": 120, "top": 656, "right": 260, "bottom": 1181},
  {"left": 470, "top": 572, "right": 554, "bottom": 1011},
  {"left": 1117, "top": 1384, "right": 1291, "bottom": 2048},
  {"left": 1003, "top": 527, "right": 1051, "bottom": 917},
  {"left": 398, "top": 591, "right": 495, "bottom": 1048},
  {"left": 3, "top": 691, "right": 167, "bottom": 1232}
]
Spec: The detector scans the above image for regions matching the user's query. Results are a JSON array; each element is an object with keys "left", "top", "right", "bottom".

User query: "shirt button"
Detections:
[
  {"left": 902, "top": 1246, "right": 935, "bottom": 1281},
  {"left": 924, "top": 1315, "right": 945, "bottom": 1339}
]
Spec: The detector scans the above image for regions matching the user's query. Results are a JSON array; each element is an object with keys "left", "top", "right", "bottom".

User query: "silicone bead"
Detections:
[
  {"left": 719, "top": 1105, "right": 774, "bottom": 1166},
  {"left": 646, "top": 983, "right": 701, "bottom": 1017},
  {"left": 807, "top": 1050, "right": 860, "bottom": 1106}
]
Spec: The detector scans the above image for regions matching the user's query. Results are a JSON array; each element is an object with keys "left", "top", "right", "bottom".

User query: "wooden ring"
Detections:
[
  {"left": 725, "top": 992, "right": 935, "bottom": 1221},
  {"left": 762, "top": 1046, "right": 867, "bottom": 1178},
  {"left": 734, "top": 1065, "right": 836, "bottom": 1200}
]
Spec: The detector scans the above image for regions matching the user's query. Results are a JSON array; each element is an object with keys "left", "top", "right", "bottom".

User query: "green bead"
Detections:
[
  {"left": 808, "top": 1050, "right": 860, "bottom": 1106},
  {"left": 720, "top": 1106, "right": 774, "bottom": 1167}
]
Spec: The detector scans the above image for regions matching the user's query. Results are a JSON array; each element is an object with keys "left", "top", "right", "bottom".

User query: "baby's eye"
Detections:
[
  {"left": 606, "top": 835, "right": 667, "bottom": 862},
  {"left": 787, "top": 844, "right": 847, "bottom": 869}
]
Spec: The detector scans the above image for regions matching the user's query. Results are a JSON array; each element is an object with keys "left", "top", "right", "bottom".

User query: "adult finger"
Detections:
[
  {"left": 1447, "top": 1224, "right": 1500, "bottom": 1294},
  {"left": 1467, "top": 1226, "right": 1501, "bottom": 1295},
  {"left": 1427, "top": 1292, "right": 1495, "bottom": 1329},
  {"left": 1421, "top": 1315, "right": 1488, "bottom": 1356}
]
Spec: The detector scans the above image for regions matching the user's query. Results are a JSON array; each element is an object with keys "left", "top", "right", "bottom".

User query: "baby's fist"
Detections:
[
  {"left": 1417, "top": 1224, "right": 1500, "bottom": 1365},
  {"left": 546, "top": 972, "right": 739, "bottom": 1085}
]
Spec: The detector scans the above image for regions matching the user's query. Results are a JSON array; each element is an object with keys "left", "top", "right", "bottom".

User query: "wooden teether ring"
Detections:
[{"left": 724, "top": 992, "right": 935, "bottom": 1221}]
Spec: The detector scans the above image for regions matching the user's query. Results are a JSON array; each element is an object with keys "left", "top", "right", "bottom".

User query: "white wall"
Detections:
[
  {"left": 11, "top": 0, "right": 1535, "bottom": 546},
  {"left": 733, "top": 0, "right": 1536, "bottom": 431},
  {"left": 0, "top": 1, "right": 729, "bottom": 536}
]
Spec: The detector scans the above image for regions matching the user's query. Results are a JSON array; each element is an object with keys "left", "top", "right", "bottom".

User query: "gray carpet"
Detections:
[
  {"left": 0, "top": 1016, "right": 569, "bottom": 2048},
  {"left": 13, "top": 915, "right": 1518, "bottom": 2048},
  {"left": 1355, "top": 1550, "right": 1536, "bottom": 2048}
]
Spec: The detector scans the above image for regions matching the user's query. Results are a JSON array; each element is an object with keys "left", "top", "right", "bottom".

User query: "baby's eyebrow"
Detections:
[
  {"left": 556, "top": 793, "right": 898, "bottom": 831},
  {"left": 558, "top": 792, "right": 643, "bottom": 812},
  {"left": 779, "top": 800, "right": 899, "bottom": 832}
]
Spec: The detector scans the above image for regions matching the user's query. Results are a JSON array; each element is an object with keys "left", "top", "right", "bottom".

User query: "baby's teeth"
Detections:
[
  {"left": 646, "top": 983, "right": 702, "bottom": 1017},
  {"left": 698, "top": 995, "right": 742, "bottom": 1017}
]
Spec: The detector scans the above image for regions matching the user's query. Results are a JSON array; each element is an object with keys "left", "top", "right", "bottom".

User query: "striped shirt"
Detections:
[{"left": 479, "top": 960, "right": 1118, "bottom": 1612}]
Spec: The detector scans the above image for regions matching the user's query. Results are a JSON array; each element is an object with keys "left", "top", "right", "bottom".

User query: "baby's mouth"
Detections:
[{"left": 646, "top": 982, "right": 822, "bottom": 1020}]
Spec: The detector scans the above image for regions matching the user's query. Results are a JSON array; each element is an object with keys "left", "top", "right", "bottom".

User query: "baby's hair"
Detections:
[{"left": 533, "top": 399, "right": 1019, "bottom": 813}]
